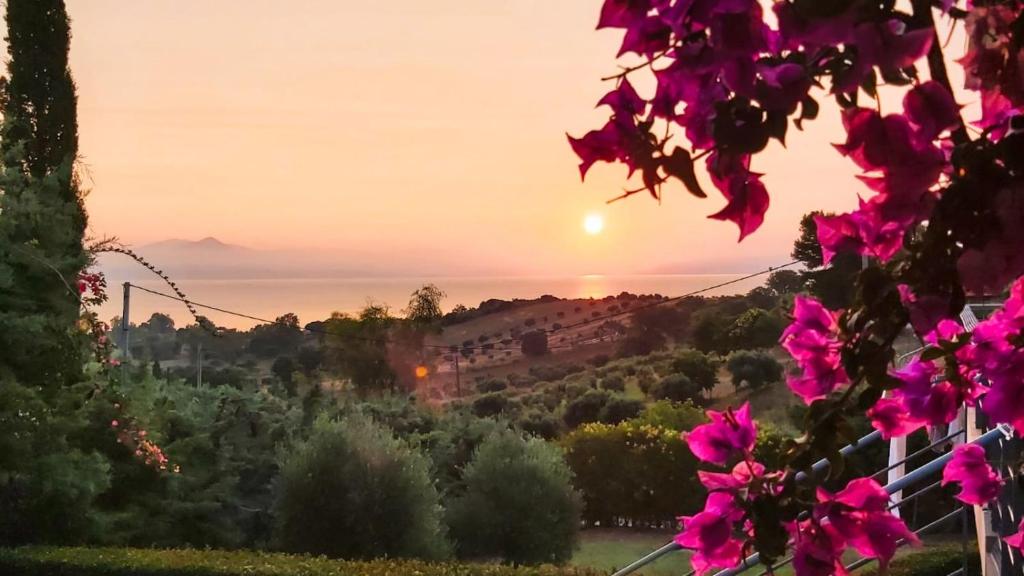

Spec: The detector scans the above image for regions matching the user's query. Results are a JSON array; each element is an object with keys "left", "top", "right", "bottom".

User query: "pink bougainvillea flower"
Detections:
[
  {"left": 684, "top": 402, "right": 756, "bottom": 465},
  {"left": 707, "top": 171, "right": 770, "bottom": 241},
  {"left": 675, "top": 493, "right": 744, "bottom": 575},
  {"left": 781, "top": 296, "right": 849, "bottom": 403},
  {"left": 597, "top": 0, "right": 652, "bottom": 30},
  {"left": 792, "top": 520, "right": 849, "bottom": 576},
  {"left": 568, "top": 114, "right": 644, "bottom": 179},
  {"left": 755, "top": 62, "right": 811, "bottom": 114},
  {"left": 867, "top": 398, "right": 924, "bottom": 439},
  {"left": 942, "top": 444, "right": 1004, "bottom": 505},
  {"left": 815, "top": 478, "right": 919, "bottom": 568},
  {"left": 618, "top": 14, "right": 673, "bottom": 57},
  {"left": 898, "top": 284, "right": 952, "bottom": 336},
  {"left": 1005, "top": 518, "right": 1024, "bottom": 551},
  {"left": 597, "top": 77, "right": 646, "bottom": 117},
  {"left": 698, "top": 460, "right": 766, "bottom": 491},
  {"left": 904, "top": 81, "right": 962, "bottom": 141}
]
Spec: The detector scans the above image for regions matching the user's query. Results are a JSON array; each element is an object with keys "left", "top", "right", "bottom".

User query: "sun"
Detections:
[{"left": 583, "top": 213, "right": 604, "bottom": 235}]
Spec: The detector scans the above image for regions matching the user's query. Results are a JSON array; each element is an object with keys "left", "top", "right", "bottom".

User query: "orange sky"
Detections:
[{"left": 51, "top": 1, "right": 964, "bottom": 275}]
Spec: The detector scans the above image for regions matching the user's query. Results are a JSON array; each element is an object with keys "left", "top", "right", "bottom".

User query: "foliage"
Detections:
[
  {"left": 632, "top": 400, "right": 706, "bottom": 431},
  {"left": 726, "top": 350, "right": 783, "bottom": 392},
  {"left": 471, "top": 392, "right": 512, "bottom": 418},
  {"left": 520, "top": 330, "right": 549, "bottom": 357},
  {"left": 405, "top": 284, "right": 446, "bottom": 328},
  {"left": 649, "top": 374, "right": 702, "bottom": 403},
  {"left": 247, "top": 314, "right": 302, "bottom": 359},
  {"left": 725, "top": 308, "right": 785, "bottom": 350},
  {"left": 562, "top": 390, "right": 610, "bottom": 429},
  {"left": 0, "top": 547, "right": 599, "bottom": 576},
  {"left": 446, "top": 430, "right": 581, "bottom": 565},
  {"left": 322, "top": 305, "right": 396, "bottom": 394},
  {"left": 562, "top": 421, "right": 703, "bottom": 527},
  {"left": 476, "top": 378, "right": 507, "bottom": 394},
  {"left": 765, "top": 270, "right": 802, "bottom": 296},
  {"left": 273, "top": 416, "right": 449, "bottom": 560},
  {"left": 669, "top": 349, "right": 718, "bottom": 393},
  {"left": 598, "top": 396, "right": 644, "bottom": 424},
  {"left": 861, "top": 545, "right": 979, "bottom": 576},
  {"left": 597, "top": 374, "right": 625, "bottom": 392},
  {"left": 792, "top": 212, "right": 859, "bottom": 309}
]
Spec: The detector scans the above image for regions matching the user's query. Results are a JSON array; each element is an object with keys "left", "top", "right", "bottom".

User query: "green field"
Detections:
[{"left": 571, "top": 530, "right": 689, "bottom": 576}]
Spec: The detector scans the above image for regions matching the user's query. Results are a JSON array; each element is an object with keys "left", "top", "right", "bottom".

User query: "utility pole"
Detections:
[
  {"left": 196, "top": 342, "right": 203, "bottom": 388},
  {"left": 454, "top": 354, "right": 461, "bottom": 397},
  {"left": 121, "top": 282, "right": 130, "bottom": 382}
]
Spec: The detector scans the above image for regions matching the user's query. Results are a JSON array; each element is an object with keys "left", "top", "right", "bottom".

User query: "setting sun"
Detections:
[{"left": 583, "top": 214, "right": 604, "bottom": 235}]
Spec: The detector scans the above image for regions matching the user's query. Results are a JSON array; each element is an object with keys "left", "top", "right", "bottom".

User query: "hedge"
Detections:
[
  {"left": 861, "top": 543, "right": 979, "bottom": 576},
  {"left": 0, "top": 547, "right": 598, "bottom": 576}
]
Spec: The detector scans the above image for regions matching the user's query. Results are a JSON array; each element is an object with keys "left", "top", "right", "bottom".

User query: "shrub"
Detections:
[
  {"left": 861, "top": 544, "right": 979, "bottom": 576},
  {"left": 588, "top": 353, "right": 610, "bottom": 367},
  {"left": 446, "top": 431, "right": 581, "bottom": 565},
  {"left": 506, "top": 373, "right": 537, "bottom": 389},
  {"left": 520, "top": 331, "right": 548, "bottom": 357},
  {"left": 517, "top": 411, "right": 562, "bottom": 440},
  {"left": 726, "top": 350, "right": 783, "bottom": 391},
  {"left": 670, "top": 349, "right": 718, "bottom": 393},
  {"left": 635, "top": 367, "right": 657, "bottom": 394},
  {"left": 471, "top": 392, "right": 511, "bottom": 418},
  {"left": 273, "top": 417, "right": 449, "bottom": 560},
  {"left": 598, "top": 374, "right": 625, "bottom": 392},
  {"left": 650, "top": 373, "right": 702, "bottom": 402},
  {"left": 0, "top": 547, "right": 598, "bottom": 576},
  {"left": 633, "top": 400, "right": 707, "bottom": 431},
  {"left": 476, "top": 378, "right": 507, "bottom": 394},
  {"left": 563, "top": 390, "right": 610, "bottom": 429},
  {"left": 599, "top": 396, "right": 643, "bottom": 424},
  {"left": 562, "top": 421, "right": 703, "bottom": 527}
]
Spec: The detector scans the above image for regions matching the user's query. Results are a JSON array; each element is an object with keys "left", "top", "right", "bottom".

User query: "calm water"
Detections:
[{"left": 97, "top": 274, "right": 767, "bottom": 330}]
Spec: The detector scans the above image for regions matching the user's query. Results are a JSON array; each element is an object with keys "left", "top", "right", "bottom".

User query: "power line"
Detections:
[{"left": 126, "top": 261, "right": 799, "bottom": 354}]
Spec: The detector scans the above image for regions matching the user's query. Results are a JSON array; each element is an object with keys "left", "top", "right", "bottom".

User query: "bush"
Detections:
[
  {"left": 633, "top": 400, "right": 707, "bottom": 431},
  {"left": 446, "top": 431, "right": 581, "bottom": 565},
  {"left": 650, "top": 373, "right": 702, "bottom": 402},
  {"left": 476, "top": 378, "right": 507, "bottom": 394},
  {"left": 588, "top": 354, "right": 610, "bottom": 367},
  {"left": 520, "top": 331, "right": 549, "bottom": 357},
  {"left": 273, "top": 417, "right": 449, "bottom": 560},
  {"left": 563, "top": 390, "right": 611, "bottom": 429},
  {"left": 598, "top": 374, "right": 625, "bottom": 392},
  {"left": 0, "top": 547, "right": 598, "bottom": 576},
  {"left": 517, "top": 411, "right": 562, "bottom": 440},
  {"left": 670, "top": 349, "right": 718, "bottom": 393},
  {"left": 861, "top": 544, "right": 979, "bottom": 576},
  {"left": 599, "top": 396, "right": 644, "bottom": 424},
  {"left": 562, "top": 421, "right": 703, "bottom": 527},
  {"left": 726, "top": 350, "right": 783, "bottom": 391},
  {"left": 472, "top": 392, "right": 511, "bottom": 418}
]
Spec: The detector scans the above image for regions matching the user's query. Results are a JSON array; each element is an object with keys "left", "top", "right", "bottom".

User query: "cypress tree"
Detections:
[{"left": 0, "top": 0, "right": 88, "bottom": 388}]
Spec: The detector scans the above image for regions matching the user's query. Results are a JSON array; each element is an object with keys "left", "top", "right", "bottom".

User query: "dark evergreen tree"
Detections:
[{"left": 0, "top": 0, "right": 87, "bottom": 388}]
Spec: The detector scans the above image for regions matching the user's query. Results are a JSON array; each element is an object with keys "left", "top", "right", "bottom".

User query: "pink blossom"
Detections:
[
  {"left": 815, "top": 478, "right": 919, "bottom": 568},
  {"left": 684, "top": 403, "right": 756, "bottom": 465},
  {"left": 781, "top": 296, "right": 849, "bottom": 404},
  {"left": 698, "top": 460, "right": 765, "bottom": 491},
  {"left": 791, "top": 520, "right": 848, "bottom": 576},
  {"left": 707, "top": 171, "right": 770, "bottom": 241},
  {"left": 675, "top": 493, "right": 745, "bottom": 575},
  {"left": 942, "top": 444, "right": 1004, "bottom": 505},
  {"left": 1005, "top": 519, "right": 1024, "bottom": 551},
  {"left": 903, "top": 81, "right": 962, "bottom": 141},
  {"left": 111, "top": 419, "right": 119, "bottom": 428},
  {"left": 897, "top": 285, "right": 952, "bottom": 336}
]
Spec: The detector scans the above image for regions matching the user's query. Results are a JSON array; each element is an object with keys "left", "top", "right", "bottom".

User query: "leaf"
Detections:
[
  {"left": 919, "top": 347, "right": 946, "bottom": 361},
  {"left": 661, "top": 147, "right": 706, "bottom": 198},
  {"left": 795, "top": 96, "right": 819, "bottom": 130},
  {"left": 767, "top": 111, "right": 788, "bottom": 146},
  {"left": 857, "top": 385, "right": 884, "bottom": 410}
]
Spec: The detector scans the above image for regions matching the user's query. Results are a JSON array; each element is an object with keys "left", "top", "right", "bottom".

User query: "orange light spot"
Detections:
[{"left": 415, "top": 365, "right": 429, "bottom": 379}]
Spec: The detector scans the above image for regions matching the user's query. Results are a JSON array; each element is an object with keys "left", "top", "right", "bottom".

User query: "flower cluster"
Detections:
[
  {"left": 780, "top": 296, "right": 848, "bottom": 404},
  {"left": 577, "top": 1, "right": 1024, "bottom": 574},
  {"left": 77, "top": 270, "right": 107, "bottom": 307},
  {"left": 110, "top": 404, "right": 177, "bottom": 473}
]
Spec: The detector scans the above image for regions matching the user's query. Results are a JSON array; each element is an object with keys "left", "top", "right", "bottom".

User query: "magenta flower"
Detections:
[
  {"left": 1005, "top": 518, "right": 1024, "bottom": 551},
  {"left": 596, "top": 77, "right": 646, "bottom": 118},
  {"left": 897, "top": 284, "right": 952, "bottom": 336},
  {"left": 867, "top": 398, "right": 923, "bottom": 439},
  {"left": 698, "top": 460, "right": 766, "bottom": 491},
  {"left": 942, "top": 444, "right": 1004, "bottom": 505},
  {"left": 675, "top": 493, "right": 744, "bottom": 575},
  {"left": 707, "top": 171, "right": 770, "bottom": 241},
  {"left": 781, "top": 296, "right": 849, "bottom": 404},
  {"left": 791, "top": 520, "right": 849, "bottom": 576},
  {"left": 596, "top": 0, "right": 653, "bottom": 30},
  {"left": 685, "top": 403, "right": 756, "bottom": 465},
  {"left": 815, "top": 478, "right": 919, "bottom": 568},
  {"left": 904, "top": 81, "right": 962, "bottom": 141}
]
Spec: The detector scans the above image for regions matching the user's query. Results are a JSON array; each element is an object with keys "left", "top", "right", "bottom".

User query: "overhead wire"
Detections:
[{"left": 125, "top": 260, "right": 800, "bottom": 354}]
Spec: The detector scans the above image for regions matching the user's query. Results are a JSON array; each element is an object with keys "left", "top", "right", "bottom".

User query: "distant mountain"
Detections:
[{"left": 96, "top": 237, "right": 505, "bottom": 281}]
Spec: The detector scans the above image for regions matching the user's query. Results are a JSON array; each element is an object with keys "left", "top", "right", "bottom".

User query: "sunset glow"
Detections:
[{"left": 583, "top": 214, "right": 604, "bottom": 236}]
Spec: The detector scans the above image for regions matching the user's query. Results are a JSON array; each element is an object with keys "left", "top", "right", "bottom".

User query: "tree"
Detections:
[
  {"left": 404, "top": 284, "right": 445, "bottom": 328},
  {"left": 520, "top": 330, "right": 548, "bottom": 356},
  {"left": 563, "top": 389, "right": 610, "bottom": 429},
  {"left": 446, "top": 430, "right": 580, "bottom": 565},
  {"left": 650, "top": 374, "right": 702, "bottom": 403},
  {"left": 726, "top": 351, "right": 783, "bottom": 392},
  {"left": 670, "top": 349, "right": 718, "bottom": 394},
  {"left": 792, "top": 212, "right": 860, "bottom": 309},
  {"left": 726, "top": 308, "right": 785, "bottom": 350},
  {"left": 0, "top": 0, "right": 88, "bottom": 390},
  {"left": 248, "top": 313, "right": 303, "bottom": 358},
  {"left": 323, "top": 305, "right": 396, "bottom": 394},
  {"left": 271, "top": 356, "right": 296, "bottom": 394},
  {"left": 274, "top": 417, "right": 449, "bottom": 560},
  {"left": 765, "top": 270, "right": 802, "bottom": 296}
]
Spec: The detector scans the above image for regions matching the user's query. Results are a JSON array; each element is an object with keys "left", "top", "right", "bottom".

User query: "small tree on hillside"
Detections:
[
  {"left": 670, "top": 349, "right": 718, "bottom": 394},
  {"left": 650, "top": 374, "right": 703, "bottom": 403},
  {"left": 520, "top": 330, "right": 548, "bottom": 357},
  {"left": 726, "top": 351, "right": 783, "bottom": 392}
]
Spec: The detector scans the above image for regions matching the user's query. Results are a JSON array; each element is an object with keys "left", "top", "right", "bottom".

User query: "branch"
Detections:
[{"left": 912, "top": 0, "right": 971, "bottom": 145}]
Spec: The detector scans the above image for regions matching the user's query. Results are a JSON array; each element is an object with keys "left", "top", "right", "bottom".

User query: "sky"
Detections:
[{"left": 57, "top": 1, "right": 886, "bottom": 276}]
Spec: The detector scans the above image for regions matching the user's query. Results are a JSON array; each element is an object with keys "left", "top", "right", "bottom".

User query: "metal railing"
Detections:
[{"left": 610, "top": 424, "right": 1013, "bottom": 576}]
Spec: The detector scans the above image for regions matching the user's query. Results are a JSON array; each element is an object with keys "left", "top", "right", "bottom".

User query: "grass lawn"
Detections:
[{"left": 571, "top": 530, "right": 689, "bottom": 576}]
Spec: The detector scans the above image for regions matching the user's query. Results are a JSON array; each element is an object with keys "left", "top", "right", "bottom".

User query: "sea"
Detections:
[{"left": 96, "top": 274, "right": 769, "bottom": 330}]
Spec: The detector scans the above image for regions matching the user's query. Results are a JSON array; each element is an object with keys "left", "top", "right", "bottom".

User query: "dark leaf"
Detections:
[
  {"left": 662, "top": 147, "right": 706, "bottom": 198},
  {"left": 766, "top": 111, "right": 788, "bottom": 146}
]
